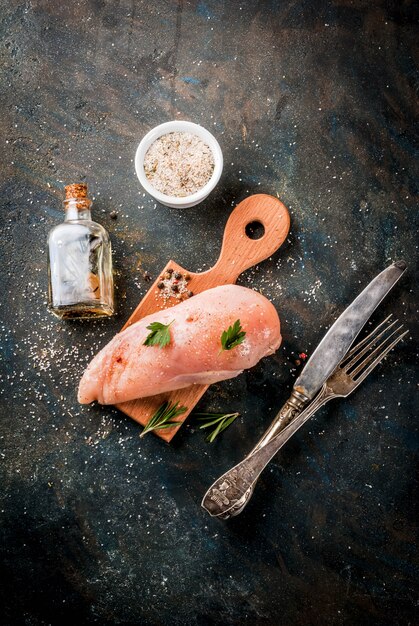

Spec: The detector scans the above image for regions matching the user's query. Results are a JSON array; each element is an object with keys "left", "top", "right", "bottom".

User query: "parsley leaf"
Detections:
[
  {"left": 220, "top": 319, "right": 246, "bottom": 352},
  {"left": 143, "top": 320, "right": 174, "bottom": 348}
]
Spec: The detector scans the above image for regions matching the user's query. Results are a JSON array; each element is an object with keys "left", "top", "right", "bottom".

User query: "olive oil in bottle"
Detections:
[{"left": 47, "top": 183, "right": 114, "bottom": 319}]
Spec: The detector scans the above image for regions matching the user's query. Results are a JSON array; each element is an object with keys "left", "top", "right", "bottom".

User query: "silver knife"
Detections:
[
  {"left": 253, "top": 260, "right": 407, "bottom": 451},
  {"left": 201, "top": 261, "right": 407, "bottom": 518}
]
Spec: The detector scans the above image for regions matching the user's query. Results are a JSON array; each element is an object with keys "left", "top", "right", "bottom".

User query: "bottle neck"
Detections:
[{"left": 64, "top": 198, "right": 92, "bottom": 221}]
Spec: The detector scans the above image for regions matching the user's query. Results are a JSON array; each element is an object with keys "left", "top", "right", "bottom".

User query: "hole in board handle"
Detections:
[{"left": 245, "top": 221, "right": 265, "bottom": 240}]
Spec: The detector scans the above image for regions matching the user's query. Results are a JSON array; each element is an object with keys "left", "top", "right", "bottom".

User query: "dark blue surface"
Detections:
[{"left": 0, "top": 1, "right": 418, "bottom": 624}]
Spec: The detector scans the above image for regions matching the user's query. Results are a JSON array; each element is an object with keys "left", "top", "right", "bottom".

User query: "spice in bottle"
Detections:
[{"left": 47, "top": 183, "right": 114, "bottom": 319}]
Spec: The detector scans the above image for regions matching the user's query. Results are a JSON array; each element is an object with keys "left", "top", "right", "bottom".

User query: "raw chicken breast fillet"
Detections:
[{"left": 78, "top": 285, "right": 281, "bottom": 405}]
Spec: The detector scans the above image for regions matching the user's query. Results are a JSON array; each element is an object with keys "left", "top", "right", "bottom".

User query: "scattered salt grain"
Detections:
[{"left": 239, "top": 339, "right": 251, "bottom": 357}]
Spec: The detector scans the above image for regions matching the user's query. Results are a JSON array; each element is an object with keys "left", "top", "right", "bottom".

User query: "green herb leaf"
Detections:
[
  {"left": 195, "top": 412, "right": 240, "bottom": 443},
  {"left": 220, "top": 319, "right": 246, "bottom": 352},
  {"left": 143, "top": 320, "right": 174, "bottom": 348},
  {"left": 140, "top": 401, "right": 187, "bottom": 438}
]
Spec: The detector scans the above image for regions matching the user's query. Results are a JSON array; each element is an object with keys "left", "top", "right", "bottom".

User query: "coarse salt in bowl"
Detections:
[{"left": 135, "top": 120, "right": 223, "bottom": 208}]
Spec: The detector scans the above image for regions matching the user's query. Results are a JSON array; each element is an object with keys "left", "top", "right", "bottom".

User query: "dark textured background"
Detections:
[{"left": 0, "top": 1, "right": 418, "bottom": 625}]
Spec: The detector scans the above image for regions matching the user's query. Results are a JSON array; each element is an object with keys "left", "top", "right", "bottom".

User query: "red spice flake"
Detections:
[{"left": 299, "top": 352, "right": 308, "bottom": 360}]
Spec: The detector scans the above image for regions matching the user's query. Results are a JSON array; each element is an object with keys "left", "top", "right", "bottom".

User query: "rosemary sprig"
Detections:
[
  {"left": 196, "top": 412, "right": 240, "bottom": 443},
  {"left": 143, "top": 320, "right": 174, "bottom": 348},
  {"left": 220, "top": 319, "right": 246, "bottom": 352},
  {"left": 140, "top": 401, "right": 187, "bottom": 438}
]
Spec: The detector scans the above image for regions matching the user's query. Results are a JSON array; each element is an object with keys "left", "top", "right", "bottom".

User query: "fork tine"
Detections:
[
  {"left": 349, "top": 324, "right": 404, "bottom": 377},
  {"left": 344, "top": 314, "right": 393, "bottom": 360},
  {"left": 343, "top": 318, "right": 398, "bottom": 372},
  {"left": 351, "top": 329, "right": 409, "bottom": 383}
]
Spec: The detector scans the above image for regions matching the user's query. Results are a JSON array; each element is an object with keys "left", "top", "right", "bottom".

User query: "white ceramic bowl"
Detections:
[{"left": 135, "top": 120, "right": 223, "bottom": 208}]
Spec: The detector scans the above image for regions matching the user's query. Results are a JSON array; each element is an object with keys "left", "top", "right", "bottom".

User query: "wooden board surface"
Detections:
[{"left": 115, "top": 194, "right": 290, "bottom": 441}]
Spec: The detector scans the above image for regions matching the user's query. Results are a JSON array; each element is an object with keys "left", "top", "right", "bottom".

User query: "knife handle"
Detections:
[
  {"left": 201, "top": 387, "right": 330, "bottom": 518},
  {"left": 251, "top": 389, "right": 310, "bottom": 453}
]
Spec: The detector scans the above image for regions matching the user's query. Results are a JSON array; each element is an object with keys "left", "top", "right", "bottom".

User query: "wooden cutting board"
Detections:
[{"left": 116, "top": 194, "right": 290, "bottom": 441}]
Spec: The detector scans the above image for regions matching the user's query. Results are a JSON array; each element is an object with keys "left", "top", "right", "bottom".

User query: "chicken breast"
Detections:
[{"left": 78, "top": 285, "right": 281, "bottom": 405}]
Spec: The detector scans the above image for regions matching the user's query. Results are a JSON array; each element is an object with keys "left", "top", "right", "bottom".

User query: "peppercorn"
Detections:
[
  {"left": 143, "top": 271, "right": 152, "bottom": 282},
  {"left": 174, "top": 271, "right": 182, "bottom": 279},
  {"left": 157, "top": 282, "right": 165, "bottom": 289},
  {"left": 167, "top": 268, "right": 174, "bottom": 275},
  {"left": 109, "top": 210, "right": 118, "bottom": 219},
  {"left": 187, "top": 290, "right": 194, "bottom": 297},
  {"left": 172, "top": 284, "right": 179, "bottom": 293}
]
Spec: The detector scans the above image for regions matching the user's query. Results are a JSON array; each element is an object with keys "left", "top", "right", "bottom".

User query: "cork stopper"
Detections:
[
  {"left": 65, "top": 183, "right": 88, "bottom": 200},
  {"left": 63, "top": 183, "right": 91, "bottom": 212}
]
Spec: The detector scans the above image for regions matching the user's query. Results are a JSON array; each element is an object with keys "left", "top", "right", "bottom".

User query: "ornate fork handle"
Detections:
[
  {"left": 201, "top": 384, "right": 333, "bottom": 518},
  {"left": 251, "top": 387, "right": 311, "bottom": 452},
  {"left": 205, "top": 388, "right": 313, "bottom": 518}
]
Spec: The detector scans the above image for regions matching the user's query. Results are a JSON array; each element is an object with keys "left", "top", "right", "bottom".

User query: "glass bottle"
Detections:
[{"left": 47, "top": 183, "right": 114, "bottom": 319}]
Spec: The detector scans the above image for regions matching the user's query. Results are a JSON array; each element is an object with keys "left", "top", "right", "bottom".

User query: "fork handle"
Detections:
[
  {"left": 201, "top": 385, "right": 331, "bottom": 518},
  {"left": 251, "top": 388, "right": 311, "bottom": 453},
  {"left": 220, "top": 389, "right": 312, "bottom": 515}
]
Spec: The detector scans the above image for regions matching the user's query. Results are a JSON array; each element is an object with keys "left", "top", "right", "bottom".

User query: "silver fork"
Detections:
[{"left": 202, "top": 316, "right": 408, "bottom": 519}]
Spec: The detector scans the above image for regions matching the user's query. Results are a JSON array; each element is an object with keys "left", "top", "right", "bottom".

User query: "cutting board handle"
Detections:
[{"left": 205, "top": 193, "right": 290, "bottom": 284}]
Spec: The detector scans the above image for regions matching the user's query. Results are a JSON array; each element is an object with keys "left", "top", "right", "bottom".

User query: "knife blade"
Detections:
[{"left": 254, "top": 260, "right": 406, "bottom": 450}]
